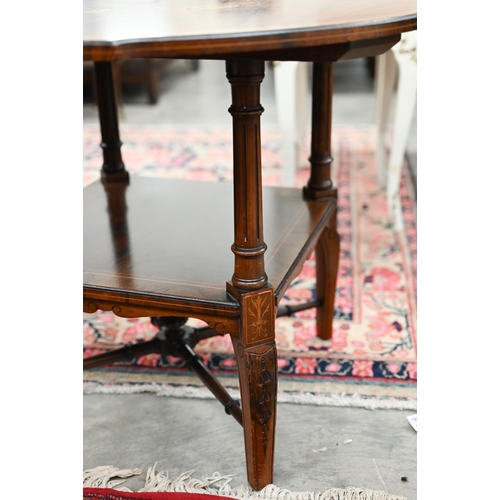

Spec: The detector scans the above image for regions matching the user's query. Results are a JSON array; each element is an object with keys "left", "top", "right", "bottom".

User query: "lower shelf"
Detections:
[{"left": 83, "top": 176, "right": 335, "bottom": 316}]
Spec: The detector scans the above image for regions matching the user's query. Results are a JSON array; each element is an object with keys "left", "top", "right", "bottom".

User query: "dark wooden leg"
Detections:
[
  {"left": 315, "top": 210, "right": 340, "bottom": 340},
  {"left": 94, "top": 61, "right": 128, "bottom": 183},
  {"left": 230, "top": 288, "right": 277, "bottom": 490},
  {"left": 225, "top": 59, "right": 268, "bottom": 293},
  {"left": 303, "top": 62, "right": 335, "bottom": 200},
  {"left": 225, "top": 60, "right": 277, "bottom": 490},
  {"left": 305, "top": 62, "right": 339, "bottom": 340},
  {"left": 147, "top": 60, "right": 160, "bottom": 104},
  {"left": 112, "top": 62, "right": 124, "bottom": 109}
]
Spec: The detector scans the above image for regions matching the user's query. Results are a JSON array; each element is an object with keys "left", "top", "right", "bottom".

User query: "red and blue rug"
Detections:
[{"left": 83, "top": 125, "right": 417, "bottom": 410}]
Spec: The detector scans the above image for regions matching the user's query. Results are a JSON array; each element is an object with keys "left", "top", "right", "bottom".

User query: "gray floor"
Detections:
[{"left": 83, "top": 59, "right": 417, "bottom": 499}]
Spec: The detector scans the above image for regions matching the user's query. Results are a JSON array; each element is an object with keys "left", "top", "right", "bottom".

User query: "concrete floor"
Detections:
[{"left": 83, "top": 58, "right": 417, "bottom": 499}]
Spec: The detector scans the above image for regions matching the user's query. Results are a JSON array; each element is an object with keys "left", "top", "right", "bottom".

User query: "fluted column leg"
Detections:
[
  {"left": 303, "top": 62, "right": 335, "bottom": 200},
  {"left": 94, "top": 61, "right": 129, "bottom": 184},
  {"left": 225, "top": 60, "right": 277, "bottom": 490},
  {"left": 305, "top": 62, "right": 339, "bottom": 340},
  {"left": 225, "top": 60, "right": 268, "bottom": 293}
]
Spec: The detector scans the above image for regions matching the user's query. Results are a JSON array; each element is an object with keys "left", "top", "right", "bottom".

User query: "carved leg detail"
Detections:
[
  {"left": 231, "top": 287, "right": 277, "bottom": 490},
  {"left": 231, "top": 338, "right": 277, "bottom": 490},
  {"left": 315, "top": 208, "right": 340, "bottom": 340},
  {"left": 225, "top": 60, "right": 277, "bottom": 489}
]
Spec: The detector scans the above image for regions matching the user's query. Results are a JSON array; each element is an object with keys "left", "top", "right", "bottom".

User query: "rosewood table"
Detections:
[{"left": 83, "top": 0, "right": 417, "bottom": 490}]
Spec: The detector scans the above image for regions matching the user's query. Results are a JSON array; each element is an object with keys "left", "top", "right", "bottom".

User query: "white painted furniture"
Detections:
[
  {"left": 273, "top": 33, "right": 416, "bottom": 231},
  {"left": 273, "top": 61, "right": 310, "bottom": 187},
  {"left": 374, "top": 31, "right": 417, "bottom": 231}
]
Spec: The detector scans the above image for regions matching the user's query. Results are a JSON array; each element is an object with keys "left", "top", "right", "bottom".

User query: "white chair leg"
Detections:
[
  {"left": 387, "top": 52, "right": 417, "bottom": 232},
  {"left": 294, "top": 61, "right": 309, "bottom": 176},
  {"left": 374, "top": 51, "right": 398, "bottom": 189},
  {"left": 274, "top": 61, "right": 309, "bottom": 187}
]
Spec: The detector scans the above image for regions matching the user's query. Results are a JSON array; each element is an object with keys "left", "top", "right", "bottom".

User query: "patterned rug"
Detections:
[{"left": 83, "top": 124, "right": 417, "bottom": 410}]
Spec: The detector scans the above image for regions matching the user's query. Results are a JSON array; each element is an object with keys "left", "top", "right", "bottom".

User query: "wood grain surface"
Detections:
[
  {"left": 83, "top": 0, "right": 417, "bottom": 60},
  {"left": 83, "top": 177, "right": 335, "bottom": 311}
]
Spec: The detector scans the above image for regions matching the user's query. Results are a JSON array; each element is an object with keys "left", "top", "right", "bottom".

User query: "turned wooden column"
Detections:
[
  {"left": 94, "top": 61, "right": 129, "bottom": 184},
  {"left": 226, "top": 60, "right": 278, "bottom": 490},
  {"left": 226, "top": 60, "right": 268, "bottom": 292},
  {"left": 303, "top": 62, "right": 336, "bottom": 200},
  {"left": 305, "top": 62, "right": 340, "bottom": 340}
]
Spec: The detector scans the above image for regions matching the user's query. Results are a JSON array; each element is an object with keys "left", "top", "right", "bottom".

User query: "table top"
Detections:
[{"left": 83, "top": 0, "right": 417, "bottom": 61}]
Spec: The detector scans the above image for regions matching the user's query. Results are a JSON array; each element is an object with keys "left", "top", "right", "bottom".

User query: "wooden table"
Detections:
[{"left": 83, "top": 0, "right": 417, "bottom": 490}]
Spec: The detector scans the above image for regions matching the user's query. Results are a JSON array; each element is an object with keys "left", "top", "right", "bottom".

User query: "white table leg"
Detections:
[{"left": 387, "top": 49, "right": 417, "bottom": 231}]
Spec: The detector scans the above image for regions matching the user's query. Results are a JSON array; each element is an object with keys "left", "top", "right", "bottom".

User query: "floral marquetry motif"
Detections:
[
  {"left": 241, "top": 288, "right": 275, "bottom": 347},
  {"left": 83, "top": 0, "right": 417, "bottom": 487},
  {"left": 249, "top": 295, "right": 271, "bottom": 341}
]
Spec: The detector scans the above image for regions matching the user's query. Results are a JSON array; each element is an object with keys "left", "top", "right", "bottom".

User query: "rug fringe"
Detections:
[
  {"left": 139, "top": 465, "right": 237, "bottom": 494},
  {"left": 83, "top": 382, "right": 416, "bottom": 411},
  {"left": 83, "top": 465, "right": 142, "bottom": 492},
  {"left": 83, "top": 466, "right": 408, "bottom": 500}
]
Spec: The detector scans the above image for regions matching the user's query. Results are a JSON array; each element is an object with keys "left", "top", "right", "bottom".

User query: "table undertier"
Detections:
[{"left": 83, "top": 176, "right": 335, "bottom": 313}]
